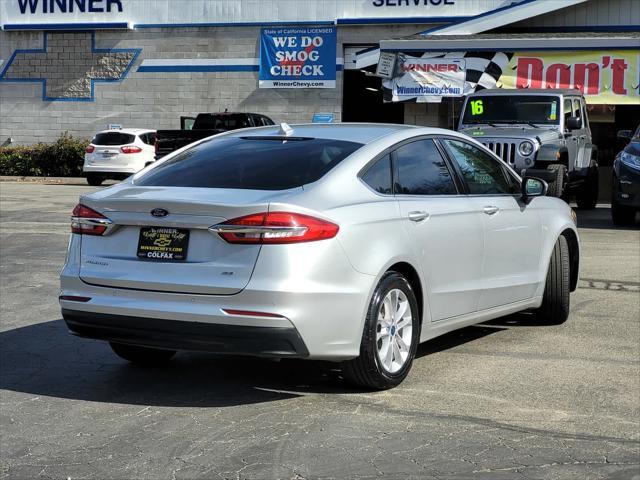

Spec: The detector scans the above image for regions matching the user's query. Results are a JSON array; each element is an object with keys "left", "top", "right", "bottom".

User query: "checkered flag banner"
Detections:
[{"left": 383, "top": 51, "right": 514, "bottom": 103}]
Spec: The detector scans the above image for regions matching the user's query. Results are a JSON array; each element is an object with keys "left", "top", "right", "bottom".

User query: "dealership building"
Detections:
[{"left": 0, "top": 0, "right": 638, "bottom": 162}]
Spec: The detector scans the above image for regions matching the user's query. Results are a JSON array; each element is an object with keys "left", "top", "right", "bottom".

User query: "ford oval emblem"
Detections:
[{"left": 151, "top": 208, "right": 169, "bottom": 218}]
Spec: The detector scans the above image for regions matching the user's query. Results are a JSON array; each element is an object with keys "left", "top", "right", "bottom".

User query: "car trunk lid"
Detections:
[{"left": 78, "top": 186, "right": 291, "bottom": 295}]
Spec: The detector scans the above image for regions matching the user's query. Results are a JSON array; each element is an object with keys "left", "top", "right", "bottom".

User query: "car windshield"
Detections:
[
  {"left": 634, "top": 125, "right": 640, "bottom": 140},
  {"left": 92, "top": 132, "right": 136, "bottom": 145},
  {"left": 194, "top": 114, "right": 252, "bottom": 130},
  {"left": 462, "top": 95, "right": 560, "bottom": 125},
  {"left": 135, "top": 136, "right": 363, "bottom": 190}
]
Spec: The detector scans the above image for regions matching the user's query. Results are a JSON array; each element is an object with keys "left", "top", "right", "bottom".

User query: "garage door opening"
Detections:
[{"left": 342, "top": 69, "right": 404, "bottom": 124}]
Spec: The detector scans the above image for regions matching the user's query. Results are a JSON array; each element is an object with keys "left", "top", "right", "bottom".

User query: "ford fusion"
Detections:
[{"left": 60, "top": 124, "right": 580, "bottom": 389}]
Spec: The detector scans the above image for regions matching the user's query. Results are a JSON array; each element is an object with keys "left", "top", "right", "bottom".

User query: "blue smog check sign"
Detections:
[{"left": 259, "top": 27, "right": 337, "bottom": 89}]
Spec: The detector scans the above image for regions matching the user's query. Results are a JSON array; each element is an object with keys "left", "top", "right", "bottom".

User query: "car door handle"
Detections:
[
  {"left": 483, "top": 206, "right": 499, "bottom": 216},
  {"left": 408, "top": 211, "right": 429, "bottom": 222}
]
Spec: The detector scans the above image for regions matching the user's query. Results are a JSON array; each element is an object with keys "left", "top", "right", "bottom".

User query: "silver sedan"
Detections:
[{"left": 60, "top": 123, "right": 579, "bottom": 389}]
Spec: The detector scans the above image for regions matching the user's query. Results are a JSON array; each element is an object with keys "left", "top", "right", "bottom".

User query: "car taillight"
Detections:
[
  {"left": 212, "top": 212, "right": 339, "bottom": 244},
  {"left": 71, "top": 204, "right": 112, "bottom": 236},
  {"left": 120, "top": 146, "right": 142, "bottom": 154},
  {"left": 85, "top": 145, "right": 95, "bottom": 153}
]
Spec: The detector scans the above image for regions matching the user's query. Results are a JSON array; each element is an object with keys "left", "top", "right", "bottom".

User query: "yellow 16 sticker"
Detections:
[{"left": 470, "top": 100, "right": 484, "bottom": 115}]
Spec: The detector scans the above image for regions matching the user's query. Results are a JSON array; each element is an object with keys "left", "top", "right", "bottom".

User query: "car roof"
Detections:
[
  {"left": 95, "top": 128, "right": 156, "bottom": 135},
  {"left": 470, "top": 88, "right": 583, "bottom": 96},
  {"left": 233, "top": 123, "right": 419, "bottom": 144}
]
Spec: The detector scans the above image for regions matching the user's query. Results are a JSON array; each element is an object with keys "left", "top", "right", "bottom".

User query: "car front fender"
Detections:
[{"left": 536, "top": 143, "right": 568, "bottom": 163}]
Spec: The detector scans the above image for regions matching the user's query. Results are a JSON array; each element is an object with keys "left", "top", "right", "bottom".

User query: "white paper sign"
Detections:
[
  {"left": 376, "top": 52, "right": 397, "bottom": 79},
  {"left": 387, "top": 58, "right": 466, "bottom": 102}
]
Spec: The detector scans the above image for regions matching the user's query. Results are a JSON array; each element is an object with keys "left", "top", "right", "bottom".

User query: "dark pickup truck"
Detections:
[{"left": 155, "top": 112, "right": 275, "bottom": 159}]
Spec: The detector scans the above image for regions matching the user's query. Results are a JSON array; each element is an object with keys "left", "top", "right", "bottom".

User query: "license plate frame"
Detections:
[{"left": 137, "top": 227, "right": 190, "bottom": 262}]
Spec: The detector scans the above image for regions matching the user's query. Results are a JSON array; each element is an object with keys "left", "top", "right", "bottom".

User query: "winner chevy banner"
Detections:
[
  {"left": 383, "top": 50, "right": 639, "bottom": 105},
  {"left": 259, "top": 27, "right": 337, "bottom": 89}
]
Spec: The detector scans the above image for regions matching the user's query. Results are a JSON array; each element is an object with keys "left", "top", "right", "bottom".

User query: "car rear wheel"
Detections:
[
  {"left": 109, "top": 342, "right": 176, "bottom": 365},
  {"left": 86, "top": 174, "right": 103, "bottom": 186},
  {"left": 546, "top": 164, "right": 567, "bottom": 199},
  {"left": 342, "top": 272, "right": 420, "bottom": 390},
  {"left": 535, "top": 236, "right": 570, "bottom": 325},
  {"left": 576, "top": 167, "right": 599, "bottom": 210},
  {"left": 611, "top": 201, "right": 637, "bottom": 226}
]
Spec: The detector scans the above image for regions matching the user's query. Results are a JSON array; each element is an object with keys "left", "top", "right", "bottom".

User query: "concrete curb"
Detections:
[{"left": 0, "top": 176, "right": 86, "bottom": 184}]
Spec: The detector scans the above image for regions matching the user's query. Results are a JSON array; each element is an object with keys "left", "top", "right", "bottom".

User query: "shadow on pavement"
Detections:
[
  {"left": 0, "top": 318, "right": 518, "bottom": 404},
  {"left": 576, "top": 205, "right": 639, "bottom": 230}
]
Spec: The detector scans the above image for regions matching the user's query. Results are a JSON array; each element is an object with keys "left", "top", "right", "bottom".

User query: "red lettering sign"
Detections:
[{"left": 515, "top": 56, "right": 629, "bottom": 96}]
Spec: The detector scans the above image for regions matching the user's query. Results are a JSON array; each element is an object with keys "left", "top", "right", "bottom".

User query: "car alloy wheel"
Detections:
[
  {"left": 376, "top": 288, "right": 413, "bottom": 374},
  {"left": 342, "top": 272, "right": 420, "bottom": 390}
]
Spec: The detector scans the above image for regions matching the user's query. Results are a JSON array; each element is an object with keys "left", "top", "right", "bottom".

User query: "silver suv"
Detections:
[{"left": 458, "top": 89, "right": 599, "bottom": 209}]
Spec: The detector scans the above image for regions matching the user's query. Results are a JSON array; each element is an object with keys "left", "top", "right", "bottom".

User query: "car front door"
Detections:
[
  {"left": 440, "top": 138, "right": 544, "bottom": 310},
  {"left": 394, "top": 138, "right": 485, "bottom": 322}
]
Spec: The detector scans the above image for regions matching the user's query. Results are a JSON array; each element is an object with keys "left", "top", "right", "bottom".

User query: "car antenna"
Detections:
[{"left": 278, "top": 123, "right": 294, "bottom": 137}]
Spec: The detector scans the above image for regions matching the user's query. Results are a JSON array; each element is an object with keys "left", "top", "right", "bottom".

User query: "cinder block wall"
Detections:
[{"left": 0, "top": 24, "right": 429, "bottom": 145}]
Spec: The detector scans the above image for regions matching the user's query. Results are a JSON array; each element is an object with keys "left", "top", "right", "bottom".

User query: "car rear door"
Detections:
[
  {"left": 394, "top": 138, "right": 484, "bottom": 321},
  {"left": 440, "top": 138, "right": 543, "bottom": 310}
]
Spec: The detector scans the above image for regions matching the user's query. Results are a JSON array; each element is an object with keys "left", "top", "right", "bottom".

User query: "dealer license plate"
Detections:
[{"left": 137, "top": 227, "right": 190, "bottom": 261}]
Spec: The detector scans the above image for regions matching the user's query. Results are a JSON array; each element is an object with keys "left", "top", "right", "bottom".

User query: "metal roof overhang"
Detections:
[{"left": 379, "top": 34, "right": 640, "bottom": 53}]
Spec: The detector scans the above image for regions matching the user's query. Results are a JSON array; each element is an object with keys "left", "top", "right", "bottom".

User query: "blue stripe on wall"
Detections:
[{"left": 137, "top": 65, "right": 344, "bottom": 73}]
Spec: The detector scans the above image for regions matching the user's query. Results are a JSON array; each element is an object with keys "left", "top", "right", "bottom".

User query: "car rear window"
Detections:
[
  {"left": 136, "top": 137, "right": 363, "bottom": 190},
  {"left": 92, "top": 132, "right": 136, "bottom": 145}
]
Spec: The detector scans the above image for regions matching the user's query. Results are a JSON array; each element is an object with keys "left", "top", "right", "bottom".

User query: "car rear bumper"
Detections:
[
  {"left": 83, "top": 165, "right": 139, "bottom": 174},
  {"left": 62, "top": 309, "right": 309, "bottom": 357},
  {"left": 60, "top": 235, "right": 375, "bottom": 360}
]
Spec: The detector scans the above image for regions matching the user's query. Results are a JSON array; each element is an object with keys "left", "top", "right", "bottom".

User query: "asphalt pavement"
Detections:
[{"left": 1, "top": 182, "right": 639, "bottom": 480}]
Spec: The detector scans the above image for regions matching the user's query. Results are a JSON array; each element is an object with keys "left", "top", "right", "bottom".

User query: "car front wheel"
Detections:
[
  {"left": 535, "top": 236, "right": 570, "bottom": 325},
  {"left": 342, "top": 272, "right": 420, "bottom": 390},
  {"left": 109, "top": 342, "right": 176, "bottom": 365},
  {"left": 546, "top": 164, "right": 567, "bottom": 198}
]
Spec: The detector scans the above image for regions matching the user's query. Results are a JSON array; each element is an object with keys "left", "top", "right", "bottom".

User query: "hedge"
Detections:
[{"left": 0, "top": 133, "right": 89, "bottom": 177}]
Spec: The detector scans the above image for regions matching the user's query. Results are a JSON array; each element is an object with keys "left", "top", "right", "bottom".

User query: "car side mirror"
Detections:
[
  {"left": 617, "top": 130, "right": 633, "bottom": 144},
  {"left": 522, "top": 177, "right": 548, "bottom": 204},
  {"left": 566, "top": 116, "right": 582, "bottom": 130}
]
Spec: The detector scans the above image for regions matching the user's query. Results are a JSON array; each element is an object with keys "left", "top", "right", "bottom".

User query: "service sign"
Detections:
[
  {"left": 259, "top": 27, "right": 337, "bottom": 89},
  {"left": 387, "top": 57, "right": 466, "bottom": 101}
]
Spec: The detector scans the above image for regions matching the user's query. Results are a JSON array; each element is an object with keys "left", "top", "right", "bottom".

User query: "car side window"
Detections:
[
  {"left": 564, "top": 98, "right": 573, "bottom": 123},
  {"left": 361, "top": 154, "right": 392, "bottom": 194},
  {"left": 393, "top": 139, "right": 457, "bottom": 195},
  {"left": 442, "top": 139, "right": 518, "bottom": 195},
  {"left": 572, "top": 99, "right": 582, "bottom": 122},
  {"left": 581, "top": 100, "right": 589, "bottom": 129}
]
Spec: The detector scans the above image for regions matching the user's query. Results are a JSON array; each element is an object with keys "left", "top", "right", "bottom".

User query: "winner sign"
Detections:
[{"left": 259, "top": 27, "right": 337, "bottom": 89}]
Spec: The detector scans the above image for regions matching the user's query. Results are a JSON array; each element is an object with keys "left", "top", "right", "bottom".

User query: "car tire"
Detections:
[
  {"left": 109, "top": 342, "right": 176, "bottom": 365},
  {"left": 535, "top": 235, "right": 570, "bottom": 325},
  {"left": 546, "top": 164, "right": 567, "bottom": 199},
  {"left": 611, "top": 201, "right": 636, "bottom": 226},
  {"left": 86, "top": 174, "right": 103, "bottom": 186},
  {"left": 342, "top": 272, "right": 420, "bottom": 390},
  {"left": 576, "top": 167, "right": 599, "bottom": 210}
]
